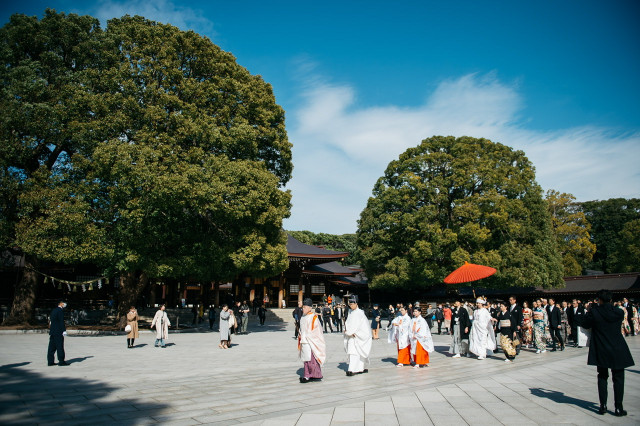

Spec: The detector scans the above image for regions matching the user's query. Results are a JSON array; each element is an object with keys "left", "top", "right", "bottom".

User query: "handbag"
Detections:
[{"left": 125, "top": 324, "right": 132, "bottom": 333}]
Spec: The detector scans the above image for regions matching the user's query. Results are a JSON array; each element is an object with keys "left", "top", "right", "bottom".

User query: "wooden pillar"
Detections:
[
  {"left": 250, "top": 289, "right": 255, "bottom": 303},
  {"left": 298, "top": 289, "right": 304, "bottom": 304}
]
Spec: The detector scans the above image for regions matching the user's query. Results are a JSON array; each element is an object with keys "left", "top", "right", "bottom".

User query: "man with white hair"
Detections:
[
  {"left": 344, "top": 295, "right": 372, "bottom": 376},
  {"left": 469, "top": 298, "right": 496, "bottom": 360}
]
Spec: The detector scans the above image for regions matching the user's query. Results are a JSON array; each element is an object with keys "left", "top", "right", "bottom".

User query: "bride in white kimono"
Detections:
[{"left": 469, "top": 298, "right": 496, "bottom": 359}]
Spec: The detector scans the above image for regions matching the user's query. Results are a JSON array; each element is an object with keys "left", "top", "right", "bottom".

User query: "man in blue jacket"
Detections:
[
  {"left": 582, "top": 289, "right": 635, "bottom": 416},
  {"left": 47, "top": 299, "right": 69, "bottom": 366}
]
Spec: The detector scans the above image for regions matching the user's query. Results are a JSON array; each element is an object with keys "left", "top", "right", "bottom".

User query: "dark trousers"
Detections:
[
  {"left": 597, "top": 367, "right": 625, "bottom": 408},
  {"left": 47, "top": 335, "right": 65, "bottom": 364},
  {"left": 323, "top": 317, "right": 333, "bottom": 332},
  {"left": 334, "top": 317, "right": 343, "bottom": 332},
  {"left": 426, "top": 317, "right": 433, "bottom": 330},
  {"left": 514, "top": 329, "right": 522, "bottom": 355},
  {"left": 437, "top": 320, "right": 442, "bottom": 334},
  {"left": 259, "top": 315, "right": 265, "bottom": 325},
  {"left": 294, "top": 321, "right": 301, "bottom": 337},
  {"left": 209, "top": 318, "right": 215, "bottom": 329},
  {"left": 550, "top": 327, "right": 564, "bottom": 349},
  {"left": 570, "top": 325, "right": 578, "bottom": 344}
]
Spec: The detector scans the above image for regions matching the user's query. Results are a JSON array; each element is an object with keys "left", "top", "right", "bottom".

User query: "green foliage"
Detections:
[
  {"left": 286, "top": 230, "right": 360, "bottom": 264},
  {"left": 545, "top": 190, "right": 596, "bottom": 276},
  {"left": 609, "top": 219, "right": 640, "bottom": 273},
  {"left": 357, "top": 135, "right": 564, "bottom": 290},
  {"left": 581, "top": 198, "right": 640, "bottom": 273},
  {"left": 1, "top": 10, "right": 292, "bottom": 285}
]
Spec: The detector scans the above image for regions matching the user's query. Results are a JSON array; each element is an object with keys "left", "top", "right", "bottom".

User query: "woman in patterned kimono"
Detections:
[
  {"left": 633, "top": 305, "right": 639, "bottom": 335},
  {"left": 521, "top": 301, "right": 533, "bottom": 348},
  {"left": 619, "top": 303, "right": 631, "bottom": 336},
  {"left": 532, "top": 300, "right": 547, "bottom": 354},
  {"left": 560, "top": 301, "right": 570, "bottom": 346}
]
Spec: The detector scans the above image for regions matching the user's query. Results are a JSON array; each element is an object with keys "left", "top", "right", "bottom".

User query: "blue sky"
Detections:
[{"left": 2, "top": 0, "right": 639, "bottom": 234}]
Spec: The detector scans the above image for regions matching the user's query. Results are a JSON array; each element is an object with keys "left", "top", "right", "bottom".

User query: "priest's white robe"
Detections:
[
  {"left": 344, "top": 307, "right": 372, "bottom": 372},
  {"left": 299, "top": 312, "right": 326, "bottom": 364}
]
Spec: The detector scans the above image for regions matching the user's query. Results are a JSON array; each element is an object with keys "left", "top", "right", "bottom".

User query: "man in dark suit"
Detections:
[
  {"left": 333, "top": 304, "right": 344, "bottom": 332},
  {"left": 582, "top": 289, "right": 635, "bottom": 416},
  {"left": 546, "top": 298, "right": 564, "bottom": 351},
  {"left": 293, "top": 301, "right": 303, "bottom": 338},
  {"left": 508, "top": 296, "right": 523, "bottom": 355},
  {"left": 47, "top": 299, "right": 69, "bottom": 366},
  {"left": 567, "top": 299, "right": 585, "bottom": 347}
]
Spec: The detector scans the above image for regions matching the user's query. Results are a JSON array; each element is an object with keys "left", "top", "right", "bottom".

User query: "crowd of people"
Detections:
[{"left": 46, "top": 291, "right": 637, "bottom": 417}]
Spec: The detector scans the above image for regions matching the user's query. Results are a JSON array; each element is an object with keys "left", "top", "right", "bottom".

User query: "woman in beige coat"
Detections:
[
  {"left": 151, "top": 304, "right": 171, "bottom": 348},
  {"left": 126, "top": 306, "right": 139, "bottom": 348}
]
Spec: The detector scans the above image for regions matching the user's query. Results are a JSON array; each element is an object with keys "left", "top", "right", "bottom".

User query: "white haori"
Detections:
[
  {"left": 388, "top": 314, "right": 412, "bottom": 350},
  {"left": 344, "top": 307, "right": 372, "bottom": 370},
  {"left": 299, "top": 313, "right": 326, "bottom": 364},
  {"left": 469, "top": 307, "right": 496, "bottom": 357},
  {"left": 410, "top": 315, "right": 435, "bottom": 355}
]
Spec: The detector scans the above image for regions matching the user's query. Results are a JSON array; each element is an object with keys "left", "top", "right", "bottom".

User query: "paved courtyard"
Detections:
[{"left": 0, "top": 316, "right": 639, "bottom": 425}]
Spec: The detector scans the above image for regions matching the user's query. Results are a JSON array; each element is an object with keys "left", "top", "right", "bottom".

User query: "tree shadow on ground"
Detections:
[
  {"left": 0, "top": 363, "right": 170, "bottom": 425},
  {"left": 529, "top": 387, "right": 599, "bottom": 414}
]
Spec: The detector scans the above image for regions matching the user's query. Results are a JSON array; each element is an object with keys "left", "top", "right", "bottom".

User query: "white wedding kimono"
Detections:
[
  {"left": 344, "top": 307, "right": 372, "bottom": 372},
  {"left": 469, "top": 307, "right": 496, "bottom": 358}
]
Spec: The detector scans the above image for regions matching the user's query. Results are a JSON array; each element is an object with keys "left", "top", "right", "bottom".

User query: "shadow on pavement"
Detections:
[
  {"left": 529, "top": 387, "right": 599, "bottom": 414},
  {"left": 0, "top": 363, "right": 170, "bottom": 424},
  {"left": 627, "top": 369, "right": 640, "bottom": 375},
  {"left": 67, "top": 356, "right": 94, "bottom": 364}
]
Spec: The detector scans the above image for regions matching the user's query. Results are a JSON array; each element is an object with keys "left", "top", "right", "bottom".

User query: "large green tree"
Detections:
[
  {"left": 357, "top": 136, "right": 563, "bottom": 290},
  {"left": 1, "top": 11, "right": 292, "bottom": 324},
  {"left": 545, "top": 190, "right": 596, "bottom": 276},
  {"left": 609, "top": 219, "right": 640, "bottom": 273},
  {"left": 581, "top": 198, "right": 640, "bottom": 273}
]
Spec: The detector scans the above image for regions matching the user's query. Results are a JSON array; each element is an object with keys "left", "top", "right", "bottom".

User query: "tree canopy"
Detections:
[
  {"left": 580, "top": 198, "right": 640, "bottom": 273},
  {"left": 545, "top": 190, "right": 596, "bottom": 276},
  {"left": 1, "top": 10, "right": 292, "bottom": 323},
  {"left": 357, "top": 135, "right": 564, "bottom": 290}
]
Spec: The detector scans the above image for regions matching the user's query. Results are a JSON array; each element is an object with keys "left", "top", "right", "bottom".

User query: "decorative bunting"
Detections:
[{"left": 24, "top": 266, "right": 108, "bottom": 292}]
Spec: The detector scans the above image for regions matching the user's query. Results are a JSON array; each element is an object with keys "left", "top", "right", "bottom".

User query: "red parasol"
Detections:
[{"left": 444, "top": 261, "right": 496, "bottom": 284}]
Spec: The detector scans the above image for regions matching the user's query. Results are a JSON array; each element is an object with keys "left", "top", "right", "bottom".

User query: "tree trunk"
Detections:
[
  {"left": 116, "top": 271, "right": 148, "bottom": 327},
  {"left": 3, "top": 255, "right": 39, "bottom": 325}
]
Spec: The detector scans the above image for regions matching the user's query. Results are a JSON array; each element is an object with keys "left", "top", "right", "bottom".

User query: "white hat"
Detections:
[{"left": 476, "top": 298, "right": 486, "bottom": 304}]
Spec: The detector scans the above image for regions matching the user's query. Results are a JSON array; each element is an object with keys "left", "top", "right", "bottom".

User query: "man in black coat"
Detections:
[
  {"left": 47, "top": 299, "right": 69, "bottom": 366},
  {"left": 508, "top": 296, "right": 523, "bottom": 355},
  {"left": 546, "top": 298, "right": 564, "bottom": 351},
  {"left": 582, "top": 289, "right": 635, "bottom": 417}
]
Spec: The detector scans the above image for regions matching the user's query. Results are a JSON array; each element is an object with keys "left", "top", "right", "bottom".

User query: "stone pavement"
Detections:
[{"left": 0, "top": 317, "right": 638, "bottom": 425}]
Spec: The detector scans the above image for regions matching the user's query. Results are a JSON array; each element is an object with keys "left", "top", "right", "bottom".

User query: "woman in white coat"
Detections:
[{"left": 151, "top": 304, "right": 171, "bottom": 348}]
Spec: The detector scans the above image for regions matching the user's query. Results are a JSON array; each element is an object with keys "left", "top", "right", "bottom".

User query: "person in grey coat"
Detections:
[{"left": 219, "top": 304, "right": 231, "bottom": 349}]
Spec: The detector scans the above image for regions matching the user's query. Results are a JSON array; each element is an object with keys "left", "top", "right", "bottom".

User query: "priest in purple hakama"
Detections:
[{"left": 298, "top": 298, "right": 326, "bottom": 383}]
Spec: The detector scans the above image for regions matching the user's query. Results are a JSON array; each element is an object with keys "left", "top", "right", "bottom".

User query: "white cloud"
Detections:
[
  {"left": 283, "top": 72, "right": 640, "bottom": 234},
  {"left": 91, "top": 0, "right": 213, "bottom": 34}
]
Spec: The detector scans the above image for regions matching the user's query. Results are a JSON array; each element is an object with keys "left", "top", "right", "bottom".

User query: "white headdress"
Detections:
[{"left": 476, "top": 298, "right": 486, "bottom": 304}]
